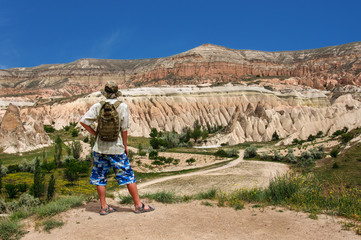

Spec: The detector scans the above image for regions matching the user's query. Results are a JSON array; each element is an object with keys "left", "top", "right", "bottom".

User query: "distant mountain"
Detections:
[{"left": 0, "top": 42, "right": 360, "bottom": 97}]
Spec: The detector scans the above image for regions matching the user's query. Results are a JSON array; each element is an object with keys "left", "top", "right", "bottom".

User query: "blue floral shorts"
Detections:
[{"left": 90, "top": 152, "right": 136, "bottom": 186}]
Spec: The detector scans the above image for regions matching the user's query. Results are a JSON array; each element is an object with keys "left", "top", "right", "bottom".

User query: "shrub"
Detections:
[
  {"left": 17, "top": 183, "right": 28, "bottom": 193},
  {"left": 44, "top": 125, "right": 55, "bottom": 133},
  {"left": 341, "top": 133, "right": 353, "bottom": 144},
  {"left": 299, "top": 151, "right": 314, "bottom": 167},
  {"left": 83, "top": 136, "right": 89, "bottom": 143},
  {"left": 149, "top": 150, "right": 158, "bottom": 159},
  {"left": 330, "top": 149, "right": 339, "bottom": 158},
  {"left": 332, "top": 162, "right": 340, "bottom": 169},
  {"left": 71, "top": 129, "right": 79, "bottom": 137},
  {"left": 309, "top": 147, "right": 324, "bottom": 160},
  {"left": 285, "top": 148, "right": 296, "bottom": 163},
  {"left": 267, "top": 173, "right": 302, "bottom": 204},
  {"left": 186, "top": 158, "right": 196, "bottom": 165},
  {"left": 307, "top": 134, "right": 316, "bottom": 142},
  {"left": 226, "top": 149, "right": 239, "bottom": 158},
  {"left": 244, "top": 146, "right": 257, "bottom": 159},
  {"left": 5, "top": 184, "right": 19, "bottom": 199},
  {"left": 316, "top": 131, "right": 323, "bottom": 138},
  {"left": 214, "top": 149, "right": 228, "bottom": 158},
  {"left": 273, "top": 150, "right": 283, "bottom": 162},
  {"left": 272, "top": 131, "right": 279, "bottom": 141}
]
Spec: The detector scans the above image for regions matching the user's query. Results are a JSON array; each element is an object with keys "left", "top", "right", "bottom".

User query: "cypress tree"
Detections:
[
  {"left": 54, "top": 136, "right": 62, "bottom": 167},
  {"left": 47, "top": 174, "right": 56, "bottom": 201},
  {"left": 33, "top": 157, "right": 44, "bottom": 198}
]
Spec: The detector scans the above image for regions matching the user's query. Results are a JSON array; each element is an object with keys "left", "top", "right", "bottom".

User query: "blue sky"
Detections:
[{"left": 0, "top": 0, "right": 360, "bottom": 69}]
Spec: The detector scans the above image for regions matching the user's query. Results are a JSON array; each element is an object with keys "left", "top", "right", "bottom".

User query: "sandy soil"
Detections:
[
  {"left": 22, "top": 200, "right": 360, "bottom": 240},
  {"left": 20, "top": 150, "right": 361, "bottom": 239}
]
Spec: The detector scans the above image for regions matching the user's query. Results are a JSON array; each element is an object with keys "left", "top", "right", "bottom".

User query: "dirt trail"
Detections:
[{"left": 137, "top": 151, "right": 245, "bottom": 190}]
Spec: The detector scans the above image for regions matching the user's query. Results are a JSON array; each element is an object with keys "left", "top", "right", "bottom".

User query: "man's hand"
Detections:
[
  {"left": 80, "top": 122, "right": 96, "bottom": 136},
  {"left": 124, "top": 147, "right": 129, "bottom": 157}
]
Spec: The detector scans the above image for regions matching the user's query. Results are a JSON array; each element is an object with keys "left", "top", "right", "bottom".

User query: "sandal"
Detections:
[
  {"left": 99, "top": 205, "right": 116, "bottom": 215},
  {"left": 134, "top": 203, "right": 155, "bottom": 214}
]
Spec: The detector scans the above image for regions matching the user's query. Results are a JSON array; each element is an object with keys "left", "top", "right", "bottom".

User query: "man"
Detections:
[{"left": 80, "top": 81, "right": 154, "bottom": 215}]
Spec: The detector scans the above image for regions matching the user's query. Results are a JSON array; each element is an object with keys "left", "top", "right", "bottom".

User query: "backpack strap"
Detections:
[
  {"left": 113, "top": 101, "right": 121, "bottom": 109},
  {"left": 96, "top": 101, "right": 106, "bottom": 137}
]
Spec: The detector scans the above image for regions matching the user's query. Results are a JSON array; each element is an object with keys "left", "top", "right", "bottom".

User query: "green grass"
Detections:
[
  {"left": 128, "top": 136, "right": 151, "bottom": 149},
  {"left": 42, "top": 219, "right": 64, "bottom": 233},
  {"left": 0, "top": 219, "right": 25, "bottom": 240},
  {"left": 314, "top": 142, "right": 361, "bottom": 187},
  {"left": 142, "top": 191, "right": 180, "bottom": 204},
  {"left": 217, "top": 173, "right": 361, "bottom": 220},
  {"left": 35, "top": 196, "right": 84, "bottom": 218}
]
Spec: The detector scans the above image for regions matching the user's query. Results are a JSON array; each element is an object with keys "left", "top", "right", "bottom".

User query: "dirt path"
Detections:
[
  {"left": 22, "top": 200, "right": 360, "bottom": 240},
  {"left": 137, "top": 151, "right": 245, "bottom": 190}
]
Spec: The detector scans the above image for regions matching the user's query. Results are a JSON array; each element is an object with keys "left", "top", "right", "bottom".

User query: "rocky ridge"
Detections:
[{"left": 0, "top": 42, "right": 360, "bottom": 99}]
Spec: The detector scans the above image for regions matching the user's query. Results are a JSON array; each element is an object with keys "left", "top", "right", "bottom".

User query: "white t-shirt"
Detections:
[{"left": 80, "top": 98, "right": 129, "bottom": 155}]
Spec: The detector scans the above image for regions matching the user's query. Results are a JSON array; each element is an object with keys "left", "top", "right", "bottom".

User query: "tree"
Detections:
[
  {"left": 0, "top": 161, "right": 7, "bottom": 191},
  {"left": 33, "top": 157, "right": 45, "bottom": 198},
  {"left": 272, "top": 131, "right": 279, "bottom": 141},
  {"left": 71, "top": 140, "right": 82, "bottom": 159},
  {"left": 64, "top": 159, "right": 79, "bottom": 185},
  {"left": 149, "top": 128, "right": 158, "bottom": 138},
  {"left": 47, "top": 174, "right": 56, "bottom": 201},
  {"left": 191, "top": 127, "right": 202, "bottom": 143},
  {"left": 54, "top": 136, "right": 63, "bottom": 167}
]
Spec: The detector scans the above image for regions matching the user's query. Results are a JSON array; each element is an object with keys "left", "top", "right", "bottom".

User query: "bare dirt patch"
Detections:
[{"left": 22, "top": 200, "right": 361, "bottom": 240}]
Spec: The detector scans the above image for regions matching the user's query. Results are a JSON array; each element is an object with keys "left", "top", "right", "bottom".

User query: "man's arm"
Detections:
[
  {"left": 121, "top": 130, "right": 128, "bottom": 156},
  {"left": 80, "top": 121, "right": 96, "bottom": 136}
]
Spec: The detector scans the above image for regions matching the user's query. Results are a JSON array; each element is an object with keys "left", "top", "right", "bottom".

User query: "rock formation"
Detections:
[
  {"left": 0, "top": 103, "right": 52, "bottom": 153},
  {"left": 11, "top": 84, "right": 361, "bottom": 152},
  {"left": 0, "top": 42, "right": 360, "bottom": 99}
]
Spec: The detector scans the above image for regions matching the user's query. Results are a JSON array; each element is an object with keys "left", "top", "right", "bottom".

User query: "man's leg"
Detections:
[
  {"left": 127, "top": 183, "right": 151, "bottom": 210},
  {"left": 97, "top": 185, "right": 107, "bottom": 209}
]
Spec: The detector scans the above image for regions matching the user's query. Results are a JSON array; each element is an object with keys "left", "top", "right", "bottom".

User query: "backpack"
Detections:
[{"left": 96, "top": 101, "right": 121, "bottom": 141}]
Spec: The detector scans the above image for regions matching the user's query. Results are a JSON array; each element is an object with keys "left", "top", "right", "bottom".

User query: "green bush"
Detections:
[
  {"left": 272, "top": 131, "right": 279, "bottom": 141},
  {"left": 71, "top": 129, "right": 79, "bottom": 137},
  {"left": 244, "top": 146, "right": 257, "bottom": 159},
  {"left": 186, "top": 158, "right": 196, "bottom": 165},
  {"left": 44, "top": 125, "right": 55, "bottom": 133},
  {"left": 5, "top": 184, "right": 19, "bottom": 199},
  {"left": 214, "top": 149, "right": 228, "bottom": 158},
  {"left": 273, "top": 150, "right": 283, "bottom": 162},
  {"left": 149, "top": 150, "right": 158, "bottom": 159},
  {"left": 17, "top": 183, "right": 28, "bottom": 193},
  {"left": 330, "top": 148, "right": 339, "bottom": 158},
  {"left": 341, "top": 133, "right": 354, "bottom": 143}
]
